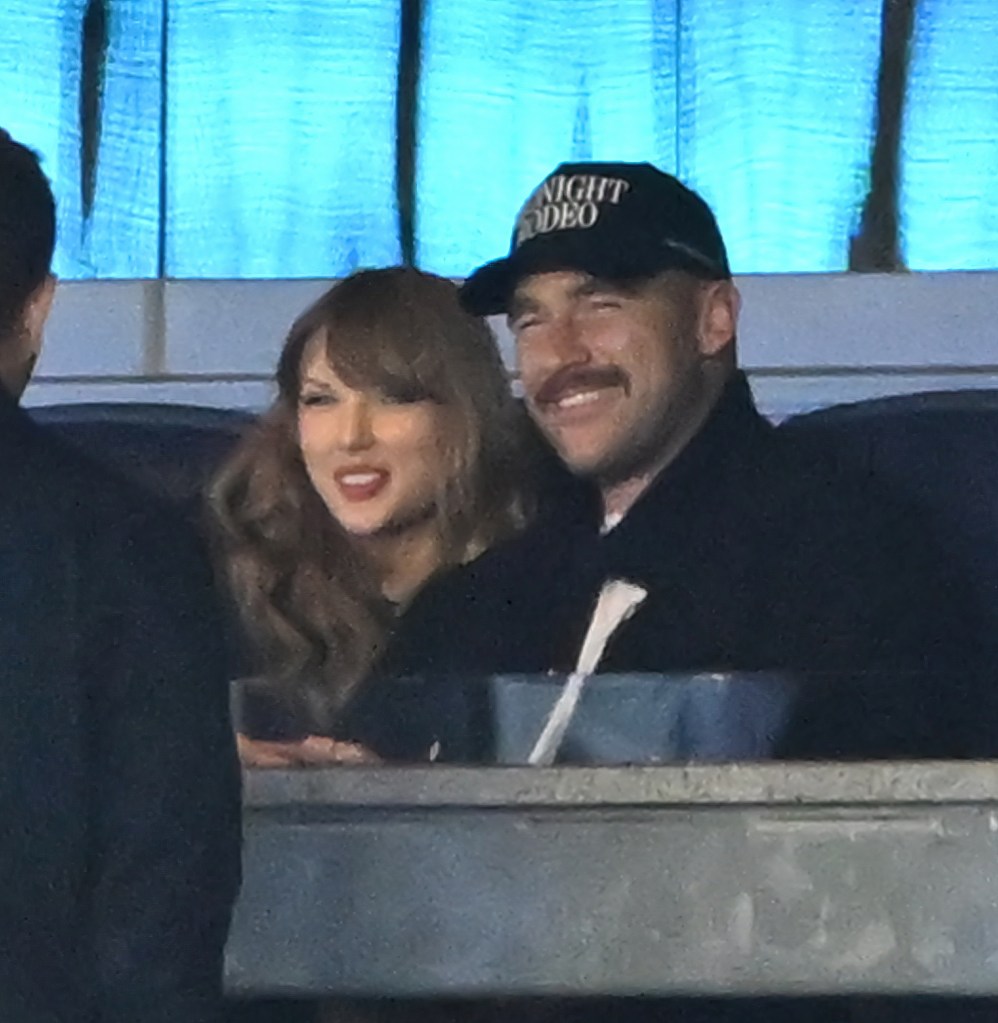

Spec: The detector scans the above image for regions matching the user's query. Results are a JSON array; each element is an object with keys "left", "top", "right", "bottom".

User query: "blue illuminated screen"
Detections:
[{"left": 2, "top": 0, "right": 996, "bottom": 280}]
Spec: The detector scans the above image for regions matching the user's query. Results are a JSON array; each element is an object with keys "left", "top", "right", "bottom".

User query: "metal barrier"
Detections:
[{"left": 226, "top": 762, "right": 998, "bottom": 998}]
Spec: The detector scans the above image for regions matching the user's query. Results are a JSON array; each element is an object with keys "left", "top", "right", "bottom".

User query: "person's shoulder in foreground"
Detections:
[
  {"left": 0, "top": 126, "right": 240, "bottom": 1023},
  {"left": 352, "top": 158, "right": 993, "bottom": 764},
  {"left": 0, "top": 391, "right": 242, "bottom": 1023}
]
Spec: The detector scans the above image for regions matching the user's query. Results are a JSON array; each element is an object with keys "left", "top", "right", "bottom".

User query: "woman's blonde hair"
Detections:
[{"left": 210, "top": 267, "right": 531, "bottom": 727}]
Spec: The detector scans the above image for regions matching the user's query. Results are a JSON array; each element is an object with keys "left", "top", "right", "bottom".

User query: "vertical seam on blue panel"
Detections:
[
  {"left": 396, "top": 0, "right": 424, "bottom": 266},
  {"left": 675, "top": 0, "right": 683, "bottom": 179},
  {"left": 157, "top": 0, "right": 168, "bottom": 279}
]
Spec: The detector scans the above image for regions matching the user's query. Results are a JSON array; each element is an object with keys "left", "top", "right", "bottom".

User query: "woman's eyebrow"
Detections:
[{"left": 300, "top": 375, "right": 334, "bottom": 389}]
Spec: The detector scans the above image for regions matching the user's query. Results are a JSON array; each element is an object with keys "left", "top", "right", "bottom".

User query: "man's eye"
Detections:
[
  {"left": 589, "top": 296, "right": 622, "bottom": 311},
  {"left": 512, "top": 315, "right": 540, "bottom": 333}
]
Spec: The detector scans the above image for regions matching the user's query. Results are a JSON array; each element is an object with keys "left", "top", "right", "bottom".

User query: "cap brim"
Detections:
[
  {"left": 460, "top": 231, "right": 721, "bottom": 317},
  {"left": 459, "top": 257, "right": 518, "bottom": 317},
  {"left": 460, "top": 241, "right": 613, "bottom": 317}
]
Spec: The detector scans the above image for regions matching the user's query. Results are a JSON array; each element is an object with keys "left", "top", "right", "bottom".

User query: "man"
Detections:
[
  {"left": 0, "top": 128, "right": 241, "bottom": 1021},
  {"left": 354, "top": 160, "right": 988, "bottom": 762}
]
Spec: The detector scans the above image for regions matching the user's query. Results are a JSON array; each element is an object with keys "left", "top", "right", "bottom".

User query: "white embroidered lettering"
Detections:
[
  {"left": 513, "top": 176, "right": 631, "bottom": 245},
  {"left": 540, "top": 175, "right": 566, "bottom": 205},
  {"left": 559, "top": 203, "right": 579, "bottom": 229},
  {"left": 564, "top": 175, "right": 589, "bottom": 203},
  {"left": 577, "top": 201, "right": 598, "bottom": 227}
]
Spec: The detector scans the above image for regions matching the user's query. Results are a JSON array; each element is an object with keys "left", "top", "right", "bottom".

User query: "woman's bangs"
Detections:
[{"left": 322, "top": 310, "right": 450, "bottom": 403}]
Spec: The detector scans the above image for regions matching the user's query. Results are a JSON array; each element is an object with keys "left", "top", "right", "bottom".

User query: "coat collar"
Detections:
[
  {"left": 0, "top": 384, "right": 50, "bottom": 464},
  {"left": 0, "top": 382, "right": 31, "bottom": 429},
  {"left": 594, "top": 371, "right": 771, "bottom": 556},
  {"left": 0, "top": 382, "right": 20, "bottom": 417}
]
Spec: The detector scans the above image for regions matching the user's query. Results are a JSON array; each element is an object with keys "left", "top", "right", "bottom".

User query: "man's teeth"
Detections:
[
  {"left": 341, "top": 472, "right": 383, "bottom": 486},
  {"left": 555, "top": 389, "right": 603, "bottom": 409}
]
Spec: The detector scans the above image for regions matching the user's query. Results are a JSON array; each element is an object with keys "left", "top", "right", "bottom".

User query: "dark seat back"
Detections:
[
  {"left": 29, "top": 402, "right": 254, "bottom": 523},
  {"left": 779, "top": 390, "right": 998, "bottom": 633}
]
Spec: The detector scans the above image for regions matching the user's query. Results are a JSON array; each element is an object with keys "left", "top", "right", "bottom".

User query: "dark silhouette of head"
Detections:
[{"left": 0, "top": 128, "right": 57, "bottom": 398}]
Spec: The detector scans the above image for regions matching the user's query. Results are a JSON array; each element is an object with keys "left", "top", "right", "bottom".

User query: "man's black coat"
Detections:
[{"left": 352, "top": 374, "right": 992, "bottom": 762}]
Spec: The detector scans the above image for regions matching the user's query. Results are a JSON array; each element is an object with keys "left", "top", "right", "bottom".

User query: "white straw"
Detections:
[{"left": 527, "top": 579, "right": 647, "bottom": 766}]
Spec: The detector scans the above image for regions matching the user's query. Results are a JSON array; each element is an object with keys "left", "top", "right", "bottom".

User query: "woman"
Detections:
[{"left": 210, "top": 266, "right": 534, "bottom": 763}]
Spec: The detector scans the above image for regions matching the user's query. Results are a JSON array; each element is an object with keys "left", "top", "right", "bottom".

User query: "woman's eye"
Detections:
[
  {"left": 299, "top": 392, "right": 335, "bottom": 407},
  {"left": 378, "top": 387, "right": 426, "bottom": 406}
]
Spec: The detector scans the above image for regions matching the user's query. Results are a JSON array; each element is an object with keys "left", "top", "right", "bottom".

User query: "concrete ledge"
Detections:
[{"left": 243, "top": 761, "right": 998, "bottom": 811}]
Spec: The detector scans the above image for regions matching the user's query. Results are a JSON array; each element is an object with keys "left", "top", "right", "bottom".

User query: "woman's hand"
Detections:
[{"left": 237, "top": 733, "right": 381, "bottom": 768}]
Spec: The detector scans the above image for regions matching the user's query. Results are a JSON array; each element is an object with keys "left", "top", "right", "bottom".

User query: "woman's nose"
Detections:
[{"left": 340, "top": 399, "right": 375, "bottom": 451}]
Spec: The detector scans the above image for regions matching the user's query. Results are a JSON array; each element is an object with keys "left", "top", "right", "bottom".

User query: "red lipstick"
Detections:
[{"left": 333, "top": 467, "right": 390, "bottom": 502}]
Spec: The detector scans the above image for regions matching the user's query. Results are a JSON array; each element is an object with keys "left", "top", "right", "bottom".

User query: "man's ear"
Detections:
[
  {"left": 23, "top": 274, "right": 56, "bottom": 351},
  {"left": 696, "top": 280, "right": 740, "bottom": 358}
]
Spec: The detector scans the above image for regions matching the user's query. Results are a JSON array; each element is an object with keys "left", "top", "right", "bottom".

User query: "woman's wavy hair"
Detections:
[{"left": 209, "top": 267, "right": 532, "bottom": 727}]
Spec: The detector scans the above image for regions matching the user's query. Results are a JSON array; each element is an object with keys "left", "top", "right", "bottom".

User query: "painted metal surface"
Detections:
[{"left": 226, "top": 763, "right": 998, "bottom": 998}]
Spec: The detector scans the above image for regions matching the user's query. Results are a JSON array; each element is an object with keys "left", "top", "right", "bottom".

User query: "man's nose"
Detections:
[{"left": 527, "top": 313, "right": 591, "bottom": 370}]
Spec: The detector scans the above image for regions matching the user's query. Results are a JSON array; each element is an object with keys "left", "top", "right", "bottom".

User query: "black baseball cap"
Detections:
[{"left": 460, "top": 161, "right": 731, "bottom": 316}]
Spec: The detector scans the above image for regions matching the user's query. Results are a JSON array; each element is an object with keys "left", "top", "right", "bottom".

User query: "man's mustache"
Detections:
[{"left": 531, "top": 365, "right": 629, "bottom": 405}]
